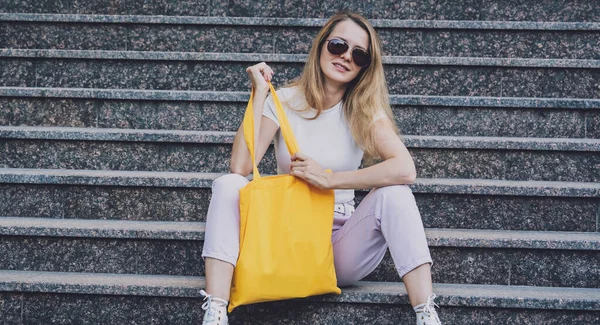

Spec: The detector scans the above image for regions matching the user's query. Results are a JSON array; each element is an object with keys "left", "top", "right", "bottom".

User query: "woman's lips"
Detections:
[{"left": 333, "top": 62, "right": 350, "bottom": 72}]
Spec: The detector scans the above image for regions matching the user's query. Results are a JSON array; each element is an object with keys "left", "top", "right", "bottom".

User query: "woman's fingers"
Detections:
[
  {"left": 246, "top": 62, "right": 274, "bottom": 90},
  {"left": 290, "top": 160, "right": 308, "bottom": 168},
  {"left": 291, "top": 152, "right": 308, "bottom": 161}
]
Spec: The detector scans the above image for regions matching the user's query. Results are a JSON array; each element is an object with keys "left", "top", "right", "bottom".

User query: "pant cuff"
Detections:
[{"left": 396, "top": 256, "right": 433, "bottom": 278}]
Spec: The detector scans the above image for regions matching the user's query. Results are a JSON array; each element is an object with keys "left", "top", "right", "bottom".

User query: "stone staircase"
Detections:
[{"left": 1, "top": 1, "right": 599, "bottom": 324}]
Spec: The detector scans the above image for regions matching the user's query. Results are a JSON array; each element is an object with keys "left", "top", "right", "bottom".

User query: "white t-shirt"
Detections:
[{"left": 262, "top": 86, "right": 364, "bottom": 205}]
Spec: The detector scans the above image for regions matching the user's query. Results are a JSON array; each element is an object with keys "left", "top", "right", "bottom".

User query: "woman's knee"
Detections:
[
  {"left": 212, "top": 173, "right": 249, "bottom": 193},
  {"left": 373, "top": 184, "right": 414, "bottom": 202},
  {"left": 372, "top": 185, "right": 420, "bottom": 220}
]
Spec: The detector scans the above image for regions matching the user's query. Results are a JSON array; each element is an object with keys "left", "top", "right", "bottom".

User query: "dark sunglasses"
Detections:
[{"left": 326, "top": 38, "right": 371, "bottom": 68}]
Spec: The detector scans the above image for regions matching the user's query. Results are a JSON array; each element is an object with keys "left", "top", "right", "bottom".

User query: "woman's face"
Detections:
[{"left": 319, "top": 19, "right": 370, "bottom": 88}]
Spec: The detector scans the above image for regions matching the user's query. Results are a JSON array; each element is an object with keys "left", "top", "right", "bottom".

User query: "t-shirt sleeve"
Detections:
[{"left": 261, "top": 94, "right": 281, "bottom": 127}]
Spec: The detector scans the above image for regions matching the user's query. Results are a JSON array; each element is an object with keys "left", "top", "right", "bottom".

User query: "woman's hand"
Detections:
[
  {"left": 246, "top": 62, "right": 274, "bottom": 94},
  {"left": 290, "top": 152, "right": 332, "bottom": 190}
]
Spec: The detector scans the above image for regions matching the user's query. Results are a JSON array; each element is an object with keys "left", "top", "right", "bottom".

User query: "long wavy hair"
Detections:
[{"left": 286, "top": 11, "right": 398, "bottom": 164}]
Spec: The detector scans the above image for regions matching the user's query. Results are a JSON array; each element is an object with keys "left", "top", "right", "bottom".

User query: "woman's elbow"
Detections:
[
  {"left": 404, "top": 170, "right": 417, "bottom": 184},
  {"left": 229, "top": 160, "right": 252, "bottom": 176},
  {"left": 397, "top": 168, "right": 417, "bottom": 184}
]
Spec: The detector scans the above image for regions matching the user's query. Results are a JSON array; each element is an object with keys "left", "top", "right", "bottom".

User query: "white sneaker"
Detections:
[
  {"left": 200, "top": 290, "right": 229, "bottom": 325},
  {"left": 413, "top": 293, "right": 442, "bottom": 325}
]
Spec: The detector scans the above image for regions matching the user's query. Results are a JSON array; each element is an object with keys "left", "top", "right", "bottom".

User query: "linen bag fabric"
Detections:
[{"left": 228, "top": 83, "right": 341, "bottom": 312}]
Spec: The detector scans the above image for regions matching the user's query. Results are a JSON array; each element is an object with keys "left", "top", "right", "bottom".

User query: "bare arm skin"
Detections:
[{"left": 290, "top": 117, "right": 417, "bottom": 189}]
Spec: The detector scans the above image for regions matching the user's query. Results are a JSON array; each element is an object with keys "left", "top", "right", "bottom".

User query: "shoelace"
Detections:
[
  {"left": 200, "top": 290, "right": 228, "bottom": 324},
  {"left": 420, "top": 293, "right": 441, "bottom": 323}
]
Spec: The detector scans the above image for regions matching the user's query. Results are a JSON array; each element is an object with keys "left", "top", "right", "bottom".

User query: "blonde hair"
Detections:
[{"left": 286, "top": 11, "right": 398, "bottom": 164}]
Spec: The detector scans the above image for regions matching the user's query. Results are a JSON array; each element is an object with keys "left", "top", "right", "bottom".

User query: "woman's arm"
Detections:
[
  {"left": 230, "top": 114, "right": 279, "bottom": 176},
  {"left": 230, "top": 62, "right": 280, "bottom": 176},
  {"left": 290, "top": 118, "right": 416, "bottom": 189}
]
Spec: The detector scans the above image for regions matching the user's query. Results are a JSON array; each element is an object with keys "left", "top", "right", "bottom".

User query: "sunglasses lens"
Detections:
[
  {"left": 327, "top": 39, "right": 348, "bottom": 55},
  {"left": 352, "top": 49, "right": 371, "bottom": 67}
]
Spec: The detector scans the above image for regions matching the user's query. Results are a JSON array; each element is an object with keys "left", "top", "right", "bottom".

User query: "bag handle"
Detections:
[{"left": 243, "top": 82, "right": 299, "bottom": 179}]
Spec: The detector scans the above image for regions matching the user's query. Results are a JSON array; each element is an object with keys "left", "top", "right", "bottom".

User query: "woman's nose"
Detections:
[{"left": 339, "top": 49, "right": 352, "bottom": 62}]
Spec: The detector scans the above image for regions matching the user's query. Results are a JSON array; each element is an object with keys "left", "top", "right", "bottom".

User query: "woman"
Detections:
[{"left": 200, "top": 11, "right": 442, "bottom": 325}]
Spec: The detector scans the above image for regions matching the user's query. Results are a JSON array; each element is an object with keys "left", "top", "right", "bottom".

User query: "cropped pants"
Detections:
[{"left": 201, "top": 174, "right": 432, "bottom": 286}]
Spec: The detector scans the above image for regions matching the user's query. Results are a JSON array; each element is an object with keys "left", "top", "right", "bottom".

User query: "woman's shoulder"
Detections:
[{"left": 273, "top": 85, "right": 302, "bottom": 99}]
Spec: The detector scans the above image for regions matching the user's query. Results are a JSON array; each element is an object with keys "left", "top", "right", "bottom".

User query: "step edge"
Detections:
[
  {"left": 1, "top": 13, "right": 599, "bottom": 31},
  {"left": 2, "top": 49, "right": 599, "bottom": 69},
  {"left": 1, "top": 270, "right": 598, "bottom": 310},
  {"left": 1, "top": 127, "right": 599, "bottom": 151},
  {"left": 0, "top": 217, "right": 598, "bottom": 250},
  {"left": 2, "top": 87, "right": 599, "bottom": 109}
]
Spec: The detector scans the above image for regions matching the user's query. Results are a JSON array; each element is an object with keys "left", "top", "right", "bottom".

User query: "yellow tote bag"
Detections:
[{"left": 228, "top": 83, "right": 341, "bottom": 312}]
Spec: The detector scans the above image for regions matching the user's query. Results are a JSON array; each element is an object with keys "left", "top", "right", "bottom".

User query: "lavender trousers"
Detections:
[{"left": 201, "top": 174, "right": 432, "bottom": 286}]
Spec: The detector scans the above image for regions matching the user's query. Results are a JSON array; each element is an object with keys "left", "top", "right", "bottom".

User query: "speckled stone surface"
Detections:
[
  {"left": 1, "top": 58, "right": 33, "bottom": 87},
  {"left": 126, "top": 25, "right": 276, "bottom": 53},
  {"left": 589, "top": 111, "right": 600, "bottom": 138},
  {"left": 0, "top": 184, "right": 63, "bottom": 218},
  {"left": 502, "top": 68, "right": 600, "bottom": 98},
  {"left": 0, "top": 135, "right": 277, "bottom": 173},
  {"left": 415, "top": 194, "right": 598, "bottom": 232},
  {"left": 235, "top": 305, "right": 600, "bottom": 325},
  {"left": 4, "top": 21, "right": 600, "bottom": 59},
  {"left": 0, "top": 217, "right": 206, "bottom": 240},
  {"left": 1, "top": 169, "right": 599, "bottom": 197},
  {"left": 2, "top": 87, "right": 599, "bottom": 109},
  {"left": 26, "top": 59, "right": 304, "bottom": 91},
  {"left": 423, "top": 30, "right": 600, "bottom": 59},
  {"left": 504, "top": 151, "right": 600, "bottom": 182},
  {"left": 2, "top": 13, "right": 600, "bottom": 29},
  {"left": 0, "top": 236, "right": 138, "bottom": 274},
  {"left": 510, "top": 249, "right": 600, "bottom": 288},
  {"left": 10, "top": 182, "right": 595, "bottom": 231},
  {"left": 478, "top": 0, "right": 600, "bottom": 22},
  {"left": 366, "top": 246, "right": 600, "bottom": 288},
  {"left": 2, "top": 135, "right": 597, "bottom": 180},
  {"left": 303, "top": 0, "right": 480, "bottom": 20},
  {"left": 0, "top": 236, "right": 204, "bottom": 276},
  {"left": 98, "top": 101, "right": 245, "bottom": 132},
  {"left": 417, "top": 106, "right": 591, "bottom": 138},
  {"left": 0, "top": 293, "right": 22, "bottom": 324},
  {"left": 413, "top": 149, "right": 599, "bottom": 182},
  {"left": 3, "top": 1, "right": 599, "bottom": 21},
  {"left": 6, "top": 57, "right": 598, "bottom": 98},
  {"left": 4, "top": 295, "right": 596, "bottom": 324},
  {"left": 2, "top": 97, "right": 598, "bottom": 139},
  {"left": 2, "top": 98, "right": 598, "bottom": 140},
  {"left": 387, "top": 66, "right": 502, "bottom": 97},
  {"left": 0, "top": 183, "right": 211, "bottom": 221},
  {"left": 62, "top": 186, "right": 212, "bottom": 221},
  {"left": 0, "top": 97, "right": 96, "bottom": 128},
  {"left": 1, "top": 22, "right": 128, "bottom": 50},
  {"left": 135, "top": 239, "right": 203, "bottom": 276},
  {"left": 0, "top": 139, "right": 167, "bottom": 171},
  {"left": 20, "top": 293, "right": 203, "bottom": 325},
  {"left": 3, "top": 271, "right": 600, "bottom": 314},
  {"left": 0, "top": 0, "right": 202, "bottom": 16},
  {"left": 411, "top": 149, "right": 504, "bottom": 180}
]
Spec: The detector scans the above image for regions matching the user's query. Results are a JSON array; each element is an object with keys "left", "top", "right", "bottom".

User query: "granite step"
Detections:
[
  {"left": 2, "top": 54, "right": 599, "bottom": 99},
  {"left": 1, "top": 217, "right": 599, "bottom": 287},
  {"left": 4, "top": 49, "right": 600, "bottom": 69},
  {"left": 1, "top": 270, "right": 599, "bottom": 324},
  {"left": 1, "top": 126, "right": 599, "bottom": 182},
  {"left": 1, "top": 1, "right": 599, "bottom": 21},
  {"left": 0, "top": 168, "right": 598, "bottom": 232},
  {"left": 1, "top": 87, "right": 599, "bottom": 139},
  {"left": 1, "top": 14, "right": 599, "bottom": 59}
]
